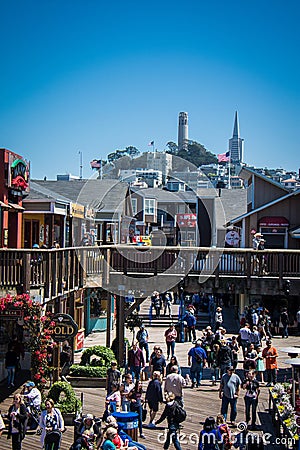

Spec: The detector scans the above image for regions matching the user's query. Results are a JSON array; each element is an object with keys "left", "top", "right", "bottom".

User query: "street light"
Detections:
[{"left": 178, "top": 279, "right": 185, "bottom": 343}]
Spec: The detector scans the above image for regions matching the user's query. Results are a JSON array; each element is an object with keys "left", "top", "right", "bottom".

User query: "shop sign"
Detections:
[
  {"left": 71, "top": 203, "right": 85, "bottom": 219},
  {"left": 175, "top": 213, "right": 197, "bottom": 228},
  {"left": 52, "top": 313, "right": 78, "bottom": 342},
  {"left": 0, "top": 309, "right": 22, "bottom": 319},
  {"left": 75, "top": 330, "right": 85, "bottom": 350}
]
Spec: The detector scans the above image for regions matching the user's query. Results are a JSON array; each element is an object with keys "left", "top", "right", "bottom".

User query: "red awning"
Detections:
[{"left": 259, "top": 216, "right": 289, "bottom": 227}]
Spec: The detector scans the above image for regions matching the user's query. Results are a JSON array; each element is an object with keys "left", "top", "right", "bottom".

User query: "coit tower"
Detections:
[{"left": 178, "top": 112, "right": 189, "bottom": 151}]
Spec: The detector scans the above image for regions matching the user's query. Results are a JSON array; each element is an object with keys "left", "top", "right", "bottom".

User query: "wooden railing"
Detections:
[{"left": 0, "top": 246, "right": 299, "bottom": 299}]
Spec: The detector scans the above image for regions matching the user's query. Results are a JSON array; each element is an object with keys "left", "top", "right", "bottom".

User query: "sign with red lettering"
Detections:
[{"left": 75, "top": 330, "right": 85, "bottom": 351}]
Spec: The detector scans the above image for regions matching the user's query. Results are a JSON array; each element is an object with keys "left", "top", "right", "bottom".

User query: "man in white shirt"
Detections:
[
  {"left": 164, "top": 365, "right": 185, "bottom": 406},
  {"left": 23, "top": 381, "right": 42, "bottom": 409},
  {"left": 239, "top": 323, "right": 252, "bottom": 357}
]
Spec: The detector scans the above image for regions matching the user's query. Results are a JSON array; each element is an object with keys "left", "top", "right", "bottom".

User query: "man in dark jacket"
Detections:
[
  {"left": 145, "top": 371, "right": 163, "bottom": 427},
  {"left": 217, "top": 339, "right": 233, "bottom": 376},
  {"left": 128, "top": 342, "right": 145, "bottom": 382},
  {"left": 156, "top": 392, "right": 183, "bottom": 450}
]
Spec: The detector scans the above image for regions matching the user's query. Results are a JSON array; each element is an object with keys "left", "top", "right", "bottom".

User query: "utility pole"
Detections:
[{"left": 79, "top": 150, "right": 83, "bottom": 179}]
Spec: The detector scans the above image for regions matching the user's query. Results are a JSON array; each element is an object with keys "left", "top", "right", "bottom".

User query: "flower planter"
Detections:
[
  {"left": 62, "top": 412, "right": 76, "bottom": 426},
  {"left": 67, "top": 376, "right": 106, "bottom": 388}
]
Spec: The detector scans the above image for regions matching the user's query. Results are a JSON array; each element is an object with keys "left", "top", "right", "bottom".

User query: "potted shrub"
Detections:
[
  {"left": 68, "top": 345, "right": 115, "bottom": 387},
  {"left": 47, "top": 381, "right": 82, "bottom": 425}
]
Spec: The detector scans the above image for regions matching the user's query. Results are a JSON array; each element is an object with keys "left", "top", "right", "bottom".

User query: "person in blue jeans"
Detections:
[
  {"left": 187, "top": 340, "right": 207, "bottom": 388},
  {"left": 219, "top": 366, "right": 241, "bottom": 426},
  {"left": 5, "top": 344, "right": 18, "bottom": 388},
  {"left": 156, "top": 392, "right": 183, "bottom": 450},
  {"left": 136, "top": 325, "right": 150, "bottom": 363}
]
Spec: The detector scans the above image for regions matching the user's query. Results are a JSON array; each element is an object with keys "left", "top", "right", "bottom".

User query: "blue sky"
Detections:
[{"left": 0, "top": 0, "right": 299, "bottom": 179}]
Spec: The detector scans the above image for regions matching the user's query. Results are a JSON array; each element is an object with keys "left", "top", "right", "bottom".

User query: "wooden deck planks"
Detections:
[{"left": 0, "top": 378, "right": 272, "bottom": 450}]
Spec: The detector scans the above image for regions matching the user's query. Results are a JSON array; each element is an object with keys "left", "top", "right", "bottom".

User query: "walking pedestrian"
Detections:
[
  {"left": 39, "top": 398, "right": 64, "bottom": 450},
  {"left": 120, "top": 374, "right": 134, "bottom": 411},
  {"left": 163, "top": 292, "right": 173, "bottom": 317},
  {"left": 280, "top": 307, "right": 289, "bottom": 339},
  {"left": 255, "top": 346, "right": 265, "bottom": 383},
  {"left": 262, "top": 340, "right": 278, "bottom": 386},
  {"left": 129, "top": 380, "right": 146, "bottom": 439},
  {"left": 128, "top": 342, "right": 145, "bottom": 382},
  {"left": 136, "top": 325, "right": 150, "bottom": 363},
  {"left": 151, "top": 348, "right": 166, "bottom": 378},
  {"left": 214, "top": 307, "right": 223, "bottom": 331},
  {"left": 155, "top": 392, "right": 185, "bottom": 450},
  {"left": 166, "top": 355, "right": 181, "bottom": 376},
  {"left": 238, "top": 323, "right": 252, "bottom": 358},
  {"left": 164, "top": 324, "right": 177, "bottom": 359},
  {"left": 106, "top": 361, "right": 121, "bottom": 395},
  {"left": 183, "top": 308, "right": 197, "bottom": 342},
  {"left": 5, "top": 344, "right": 18, "bottom": 388},
  {"left": 188, "top": 339, "right": 207, "bottom": 388},
  {"left": 242, "top": 370, "right": 260, "bottom": 430},
  {"left": 198, "top": 416, "right": 221, "bottom": 450},
  {"left": 7, "top": 394, "right": 27, "bottom": 450},
  {"left": 219, "top": 366, "right": 241, "bottom": 427},
  {"left": 216, "top": 414, "right": 232, "bottom": 450},
  {"left": 145, "top": 371, "right": 163, "bottom": 428},
  {"left": 217, "top": 339, "right": 233, "bottom": 377},
  {"left": 164, "top": 365, "right": 186, "bottom": 406}
]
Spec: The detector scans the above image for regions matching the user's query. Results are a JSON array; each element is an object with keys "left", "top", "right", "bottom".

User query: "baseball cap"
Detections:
[{"left": 26, "top": 381, "right": 35, "bottom": 387}]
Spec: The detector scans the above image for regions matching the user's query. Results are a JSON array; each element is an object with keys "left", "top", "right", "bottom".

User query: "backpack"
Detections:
[
  {"left": 175, "top": 402, "right": 187, "bottom": 423},
  {"left": 195, "top": 352, "right": 203, "bottom": 363}
]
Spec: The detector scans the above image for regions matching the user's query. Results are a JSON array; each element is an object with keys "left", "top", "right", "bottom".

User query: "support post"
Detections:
[
  {"left": 106, "top": 292, "right": 112, "bottom": 348},
  {"left": 116, "top": 294, "right": 125, "bottom": 367}
]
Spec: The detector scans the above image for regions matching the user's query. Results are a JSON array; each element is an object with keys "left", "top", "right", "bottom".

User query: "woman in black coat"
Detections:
[{"left": 7, "top": 393, "right": 27, "bottom": 450}]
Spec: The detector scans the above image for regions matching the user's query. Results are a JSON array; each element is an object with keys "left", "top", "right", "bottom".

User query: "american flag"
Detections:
[
  {"left": 217, "top": 151, "right": 230, "bottom": 163},
  {"left": 90, "top": 159, "right": 101, "bottom": 169}
]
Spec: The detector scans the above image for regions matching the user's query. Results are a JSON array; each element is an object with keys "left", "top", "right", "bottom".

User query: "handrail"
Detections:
[{"left": 0, "top": 246, "right": 299, "bottom": 300}]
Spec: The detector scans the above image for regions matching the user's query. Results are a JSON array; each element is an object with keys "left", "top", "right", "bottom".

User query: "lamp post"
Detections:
[{"left": 178, "top": 280, "right": 185, "bottom": 343}]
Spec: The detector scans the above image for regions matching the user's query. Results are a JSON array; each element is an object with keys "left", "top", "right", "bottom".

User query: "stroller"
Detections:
[{"left": 44, "top": 429, "right": 62, "bottom": 450}]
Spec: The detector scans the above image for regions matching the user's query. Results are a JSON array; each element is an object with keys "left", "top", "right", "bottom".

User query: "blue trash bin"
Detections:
[{"left": 112, "top": 411, "right": 139, "bottom": 441}]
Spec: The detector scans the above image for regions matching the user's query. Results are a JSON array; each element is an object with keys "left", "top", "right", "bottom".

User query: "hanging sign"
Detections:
[{"left": 52, "top": 313, "right": 78, "bottom": 342}]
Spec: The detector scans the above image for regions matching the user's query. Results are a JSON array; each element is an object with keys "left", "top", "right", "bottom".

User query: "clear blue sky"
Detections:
[{"left": 0, "top": 0, "right": 299, "bottom": 179}]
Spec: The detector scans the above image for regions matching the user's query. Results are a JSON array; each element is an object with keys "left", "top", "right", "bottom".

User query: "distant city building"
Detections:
[
  {"left": 178, "top": 112, "right": 189, "bottom": 151},
  {"left": 229, "top": 111, "right": 244, "bottom": 164},
  {"left": 146, "top": 152, "right": 172, "bottom": 183},
  {"left": 57, "top": 174, "right": 80, "bottom": 181}
]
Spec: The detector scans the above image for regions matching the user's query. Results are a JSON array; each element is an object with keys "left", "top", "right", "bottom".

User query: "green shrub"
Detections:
[
  {"left": 80, "top": 345, "right": 115, "bottom": 367},
  {"left": 47, "top": 381, "right": 81, "bottom": 414},
  {"left": 69, "top": 365, "right": 107, "bottom": 378}
]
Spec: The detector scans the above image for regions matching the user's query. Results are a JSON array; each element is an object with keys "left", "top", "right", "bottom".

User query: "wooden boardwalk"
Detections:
[
  {"left": 0, "top": 302, "right": 293, "bottom": 450},
  {"left": 0, "top": 378, "right": 273, "bottom": 450}
]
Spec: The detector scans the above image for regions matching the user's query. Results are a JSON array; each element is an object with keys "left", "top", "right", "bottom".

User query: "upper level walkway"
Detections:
[{"left": 0, "top": 245, "right": 299, "bottom": 300}]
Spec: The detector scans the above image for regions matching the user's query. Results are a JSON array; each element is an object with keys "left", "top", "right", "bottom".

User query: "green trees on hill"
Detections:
[{"left": 166, "top": 140, "right": 217, "bottom": 166}]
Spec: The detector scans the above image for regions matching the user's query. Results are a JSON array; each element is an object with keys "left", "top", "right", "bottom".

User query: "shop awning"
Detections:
[
  {"left": 259, "top": 216, "right": 289, "bottom": 227},
  {"left": 0, "top": 201, "right": 11, "bottom": 209},
  {"left": 8, "top": 203, "right": 25, "bottom": 211}
]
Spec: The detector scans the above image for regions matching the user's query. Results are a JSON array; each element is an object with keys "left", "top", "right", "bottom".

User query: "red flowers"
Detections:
[{"left": 0, "top": 293, "right": 55, "bottom": 393}]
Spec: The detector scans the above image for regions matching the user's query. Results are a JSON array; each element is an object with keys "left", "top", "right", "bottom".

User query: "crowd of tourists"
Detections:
[{"left": 1, "top": 292, "right": 298, "bottom": 450}]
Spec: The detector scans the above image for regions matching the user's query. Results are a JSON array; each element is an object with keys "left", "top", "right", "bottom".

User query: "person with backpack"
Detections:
[
  {"left": 188, "top": 340, "right": 207, "bottom": 388},
  {"left": 155, "top": 392, "right": 186, "bottom": 450},
  {"left": 198, "top": 416, "right": 221, "bottom": 450}
]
